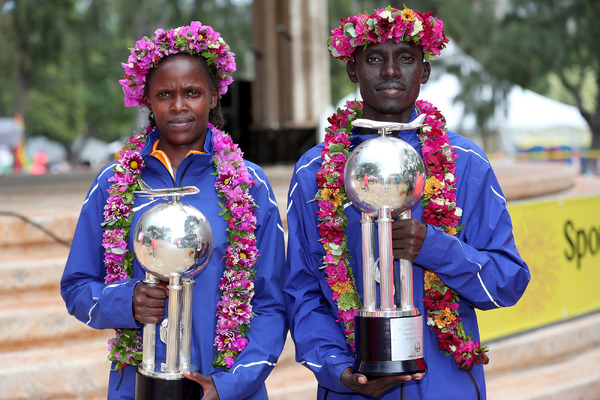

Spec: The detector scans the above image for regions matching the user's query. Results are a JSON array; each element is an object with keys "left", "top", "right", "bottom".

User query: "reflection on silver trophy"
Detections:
[
  {"left": 132, "top": 186, "right": 213, "bottom": 400},
  {"left": 344, "top": 116, "right": 428, "bottom": 376}
]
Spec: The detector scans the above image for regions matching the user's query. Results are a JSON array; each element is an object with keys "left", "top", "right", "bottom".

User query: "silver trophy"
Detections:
[
  {"left": 344, "top": 116, "right": 427, "bottom": 376},
  {"left": 132, "top": 186, "right": 213, "bottom": 400}
]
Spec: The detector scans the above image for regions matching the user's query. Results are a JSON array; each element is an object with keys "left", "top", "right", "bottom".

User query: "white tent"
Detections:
[{"left": 419, "top": 41, "right": 591, "bottom": 152}]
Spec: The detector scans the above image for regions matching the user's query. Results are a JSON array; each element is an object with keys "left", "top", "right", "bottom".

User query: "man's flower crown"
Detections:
[
  {"left": 327, "top": 6, "right": 448, "bottom": 62},
  {"left": 119, "top": 21, "right": 236, "bottom": 108}
]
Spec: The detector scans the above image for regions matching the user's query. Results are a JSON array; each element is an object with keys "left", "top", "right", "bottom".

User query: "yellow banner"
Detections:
[{"left": 477, "top": 194, "right": 600, "bottom": 341}]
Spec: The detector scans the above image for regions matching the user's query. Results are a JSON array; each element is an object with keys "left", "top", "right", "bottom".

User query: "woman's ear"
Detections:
[
  {"left": 346, "top": 61, "right": 359, "bottom": 84},
  {"left": 210, "top": 89, "right": 218, "bottom": 110}
]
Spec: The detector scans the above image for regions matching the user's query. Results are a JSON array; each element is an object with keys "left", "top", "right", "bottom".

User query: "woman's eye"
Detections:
[
  {"left": 188, "top": 89, "right": 200, "bottom": 97},
  {"left": 158, "top": 91, "right": 170, "bottom": 98}
]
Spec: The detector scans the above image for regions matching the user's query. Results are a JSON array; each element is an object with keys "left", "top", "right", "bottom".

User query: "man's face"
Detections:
[{"left": 347, "top": 40, "right": 431, "bottom": 123}]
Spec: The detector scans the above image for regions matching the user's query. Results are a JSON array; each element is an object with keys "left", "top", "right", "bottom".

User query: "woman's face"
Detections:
[{"left": 146, "top": 54, "right": 218, "bottom": 150}]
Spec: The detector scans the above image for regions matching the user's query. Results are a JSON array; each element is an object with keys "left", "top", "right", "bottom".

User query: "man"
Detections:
[{"left": 284, "top": 6, "right": 530, "bottom": 400}]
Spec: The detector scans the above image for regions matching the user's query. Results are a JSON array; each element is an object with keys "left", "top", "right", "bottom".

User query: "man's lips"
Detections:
[{"left": 376, "top": 82, "right": 405, "bottom": 92}]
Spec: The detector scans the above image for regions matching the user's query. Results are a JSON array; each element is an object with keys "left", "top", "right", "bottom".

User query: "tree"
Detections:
[{"left": 424, "top": 0, "right": 600, "bottom": 152}]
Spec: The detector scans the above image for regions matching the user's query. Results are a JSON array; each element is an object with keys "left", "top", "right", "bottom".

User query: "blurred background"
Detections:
[{"left": 0, "top": 0, "right": 598, "bottom": 175}]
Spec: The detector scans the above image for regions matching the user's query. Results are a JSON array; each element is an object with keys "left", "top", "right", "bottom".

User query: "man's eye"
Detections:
[
  {"left": 158, "top": 91, "right": 170, "bottom": 98},
  {"left": 188, "top": 89, "right": 200, "bottom": 96}
]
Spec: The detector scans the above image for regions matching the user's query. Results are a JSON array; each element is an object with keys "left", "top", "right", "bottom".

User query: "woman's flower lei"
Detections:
[
  {"left": 119, "top": 21, "right": 236, "bottom": 108},
  {"left": 328, "top": 6, "right": 449, "bottom": 62},
  {"left": 211, "top": 123, "right": 259, "bottom": 369},
  {"left": 317, "top": 100, "right": 489, "bottom": 371},
  {"left": 103, "top": 124, "right": 258, "bottom": 371}
]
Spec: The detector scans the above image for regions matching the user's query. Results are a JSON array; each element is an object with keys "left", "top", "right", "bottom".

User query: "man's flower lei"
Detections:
[
  {"left": 103, "top": 124, "right": 258, "bottom": 371},
  {"left": 317, "top": 100, "right": 489, "bottom": 371},
  {"left": 328, "top": 6, "right": 449, "bottom": 62},
  {"left": 119, "top": 21, "right": 236, "bottom": 108}
]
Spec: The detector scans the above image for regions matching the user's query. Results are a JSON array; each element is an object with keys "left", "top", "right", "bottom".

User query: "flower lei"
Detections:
[
  {"left": 316, "top": 100, "right": 489, "bottom": 371},
  {"left": 103, "top": 124, "right": 258, "bottom": 371},
  {"left": 328, "top": 6, "right": 448, "bottom": 62}
]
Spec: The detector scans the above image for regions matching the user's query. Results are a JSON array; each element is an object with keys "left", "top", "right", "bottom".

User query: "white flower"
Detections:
[
  {"left": 444, "top": 172, "right": 455, "bottom": 182},
  {"left": 380, "top": 10, "right": 393, "bottom": 21},
  {"left": 412, "top": 19, "right": 423, "bottom": 36}
]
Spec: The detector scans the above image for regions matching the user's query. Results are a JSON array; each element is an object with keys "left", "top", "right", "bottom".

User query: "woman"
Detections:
[{"left": 61, "top": 21, "right": 287, "bottom": 400}]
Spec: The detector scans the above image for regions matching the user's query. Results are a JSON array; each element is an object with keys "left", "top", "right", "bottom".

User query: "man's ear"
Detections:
[
  {"left": 421, "top": 60, "right": 431, "bottom": 85},
  {"left": 346, "top": 61, "right": 359, "bottom": 84}
]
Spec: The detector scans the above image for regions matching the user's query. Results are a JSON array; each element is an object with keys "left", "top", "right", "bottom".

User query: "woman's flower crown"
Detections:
[
  {"left": 328, "top": 6, "right": 448, "bottom": 62},
  {"left": 119, "top": 21, "right": 236, "bottom": 108}
]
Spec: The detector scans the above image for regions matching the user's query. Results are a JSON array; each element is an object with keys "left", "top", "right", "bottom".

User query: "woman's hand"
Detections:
[{"left": 132, "top": 281, "right": 168, "bottom": 324}]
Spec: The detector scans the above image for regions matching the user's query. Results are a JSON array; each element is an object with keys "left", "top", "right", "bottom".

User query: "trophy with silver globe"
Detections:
[
  {"left": 344, "top": 116, "right": 428, "bottom": 376},
  {"left": 132, "top": 186, "right": 213, "bottom": 400}
]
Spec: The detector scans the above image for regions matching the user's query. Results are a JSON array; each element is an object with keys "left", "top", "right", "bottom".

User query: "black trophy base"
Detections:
[
  {"left": 354, "top": 313, "right": 427, "bottom": 378},
  {"left": 354, "top": 359, "right": 427, "bottom": 378},
  {"left": 135, "top": 370, "right": 202, "bottom": 400}
]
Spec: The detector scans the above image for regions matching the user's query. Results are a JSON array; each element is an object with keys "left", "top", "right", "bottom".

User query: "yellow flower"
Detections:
[
  {"left": 240, "top": 252, "right": 247, "bottom": 259},
  {"left": 130, "top": 160, "right": 138, "bottom": 169},
  {"left": 435, "top": 308, "right": 456, "bottom": 328},
  {"left": 401, "top": 8, "right": 416, "bottom": 22},
  {"left": 331, "top": 281, "right": 354, "bottom": 294},
  {"left": 445, "top": 226, "right": 457, "bottom": 236},
  {"left": 424, "top": 176, "right": 443, "bottom": 197},
  {"left": 424, "top": 270, "right": 440, "bottom": 290},
  {"left": 321, "top": 188, "right": 343, "bottom": 207}
]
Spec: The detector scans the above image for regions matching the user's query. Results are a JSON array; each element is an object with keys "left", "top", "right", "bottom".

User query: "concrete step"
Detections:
[
  {"left": 485, "top": 312, "right": 600, "bottom": 374},
  {"left": 0, "top": 337, "right": 111, "bottom": 400},
  {"left": 487, "top": 344, "right": 600, "bottom": 400},
  {"left": 0, "top": 248, "right": 68, "bottom": 300},
  {"left": 0, "top": 292, "right": 108, "bottom": 352},
  {"left": 0, "top": 212, "right": 76, "bottom": 249}
]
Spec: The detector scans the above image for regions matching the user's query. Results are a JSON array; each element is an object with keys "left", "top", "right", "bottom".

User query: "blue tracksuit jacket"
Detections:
[
  {"left": 284, "top": 107, "right": 530, "bottom": 400},
  {"left": 61, "top": 127, "right": 288, "bottom": 399}
]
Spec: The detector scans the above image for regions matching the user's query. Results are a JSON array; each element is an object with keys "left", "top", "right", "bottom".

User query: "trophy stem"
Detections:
[
  {"left": 179, "top": 278, "right": 194, "bottom": 370},
  {"left": 377, "top": 207, "right": 395, "bottom": 311},
  {"left": 398, "top": 211, "right": 415, "bottom": 311},
  {"left": 142, "top": 272, "right": 160, "bottom": 372},
  {"left": 166, "top": 274, "right": 183, "bottom": 373},
  {"left": 361, "top": 213, "right": 377, "bottom": 311}
]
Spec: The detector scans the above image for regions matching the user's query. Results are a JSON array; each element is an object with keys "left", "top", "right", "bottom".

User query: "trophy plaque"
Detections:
[
  {"left": 343, "top": 116, "right": 428, "bottom": 376},
  {"left": 132, "top": 186, "right": 213, "bottom": 400}
]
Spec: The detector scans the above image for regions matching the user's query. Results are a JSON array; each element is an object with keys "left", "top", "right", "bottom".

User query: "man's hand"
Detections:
[
  {"left": 132, "top": 281, "right": 168, "bottom": 324},
  {"left": 183, "top": 371, "right": 220, "bottom": 400},
  {"left": 391, "top": 217, "right": 427, "bottom": 261},
  {"left": 340, "top": 367, "right": 424, "bottom": 398}
]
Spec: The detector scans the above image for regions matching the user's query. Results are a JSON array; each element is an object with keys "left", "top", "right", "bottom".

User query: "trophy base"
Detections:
[
  {"left": 135, "top": 369, "right": 202, "bottom": 400},
  {"left": 354, "top": 359, "right": 427, "bottom": 377},
  {"left": 354, "top": 312, "right": 427, "bottom": 377}
]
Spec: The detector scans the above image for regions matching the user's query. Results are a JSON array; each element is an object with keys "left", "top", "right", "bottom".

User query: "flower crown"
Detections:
[
  {"left": 119, "top": 21, "right": 236, "bottom": 108},
  {"left": 327, "top": 6, "right": 448, "bottom": 62}
]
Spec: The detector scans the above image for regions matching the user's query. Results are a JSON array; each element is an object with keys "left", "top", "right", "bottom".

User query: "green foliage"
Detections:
[{"left": 0, "top": 0, "right": 253, "bottom": 162}]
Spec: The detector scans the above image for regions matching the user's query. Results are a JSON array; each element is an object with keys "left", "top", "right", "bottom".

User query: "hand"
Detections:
[
  {"left": 340, "top": 367, "right": 424, "bottom": 398},
  {"left": 183, "top": 371, "right": 220, "bottom": 400},
  {"left": 391, "top": 217, "right": 427, "bottom": 261},
  {"left": 132, "top": 281, "right": 168, "bottom": 324}
]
